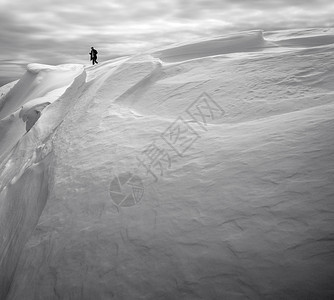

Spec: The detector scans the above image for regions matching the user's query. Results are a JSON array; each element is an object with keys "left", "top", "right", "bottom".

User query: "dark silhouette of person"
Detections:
[{"left": 89, "top": 47, "right": 98, "bottom": 65}]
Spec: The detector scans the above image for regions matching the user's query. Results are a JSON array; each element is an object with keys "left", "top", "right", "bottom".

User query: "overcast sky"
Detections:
[{"left": 0, "top": 0, "right": 333, "bottom": 85}]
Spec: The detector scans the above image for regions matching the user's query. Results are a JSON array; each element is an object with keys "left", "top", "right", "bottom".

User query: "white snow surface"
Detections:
[{"left": 0, "top": 28, "right": 334, "bottom": 299}]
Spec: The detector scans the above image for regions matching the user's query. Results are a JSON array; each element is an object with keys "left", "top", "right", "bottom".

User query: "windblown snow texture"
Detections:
[{"left": 0, "top": 29, "right": 334, "bottom": 299}]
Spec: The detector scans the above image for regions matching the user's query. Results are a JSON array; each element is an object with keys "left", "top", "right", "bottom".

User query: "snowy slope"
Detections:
[{"left": 0, "top": 28, "right": 334, "bottom": 299}]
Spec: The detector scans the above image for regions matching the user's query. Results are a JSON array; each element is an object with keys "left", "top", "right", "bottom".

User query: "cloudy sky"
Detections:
[{"left": 0, "top": 0, "right": 333, "bottom": 85}]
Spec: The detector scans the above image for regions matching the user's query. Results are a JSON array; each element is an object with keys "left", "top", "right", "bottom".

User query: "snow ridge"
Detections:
[{"left": 1, "top": 28, "right": 334, "bottom": 299}]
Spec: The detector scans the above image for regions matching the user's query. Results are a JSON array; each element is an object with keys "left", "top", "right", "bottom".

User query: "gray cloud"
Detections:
[{"left": 0, "top": 0, "right": 333, "bottom": 85}]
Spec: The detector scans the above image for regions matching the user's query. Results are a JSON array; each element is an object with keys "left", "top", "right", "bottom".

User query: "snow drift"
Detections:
[
  {"left": 0, "top": 64, "right": 84, "bottom": 160},
  {"left": 152, "top": 30, "right": 275, "bottom": 62},
  {"left": 0, "top": 28, "right": 334, "bottom": 299}
]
